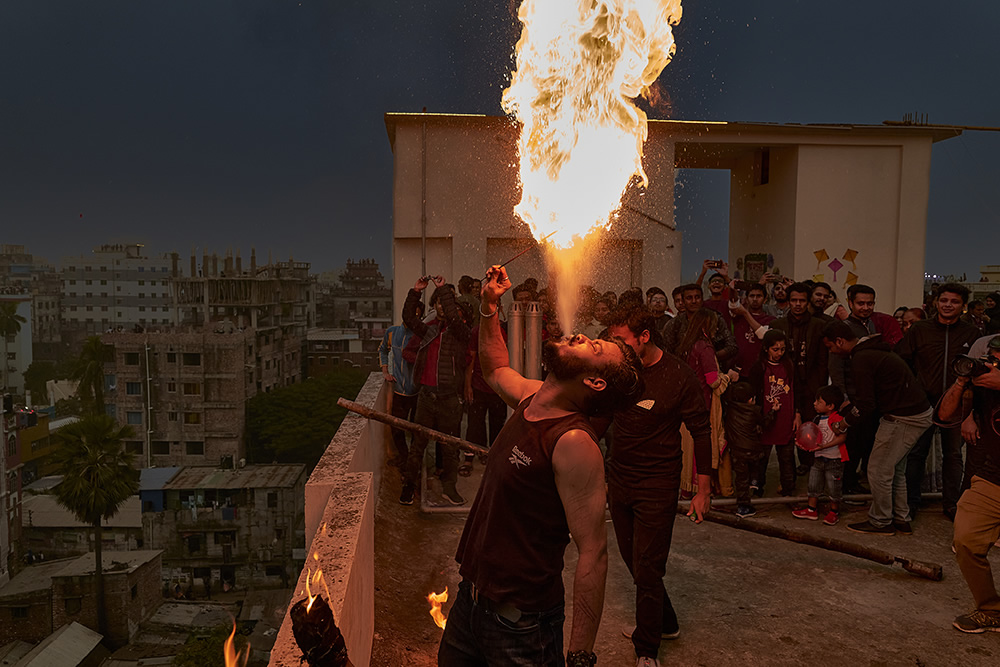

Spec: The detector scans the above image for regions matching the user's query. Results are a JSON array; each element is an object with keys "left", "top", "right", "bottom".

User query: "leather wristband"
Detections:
[{"left": 566, "top": 650, "right": 597, "bottom": 667}]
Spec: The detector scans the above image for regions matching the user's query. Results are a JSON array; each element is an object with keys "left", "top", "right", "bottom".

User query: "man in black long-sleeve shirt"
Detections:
[
  {"left": 823, "top": 321, "right": 932, "bottom": 535},
  {"left": 606, "top": 306, "right": 712, "bottom": 664}
]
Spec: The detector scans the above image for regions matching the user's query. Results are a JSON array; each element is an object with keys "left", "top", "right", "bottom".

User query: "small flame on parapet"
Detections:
[
  {"left": 304, "top": 568, "right": 331, "bottom": 614},
  {"left": 427, "top": 587, "right": 448, "bottom": 629},
  {"left": 223, "top": 620, "right": 249, "bottom": 667}
]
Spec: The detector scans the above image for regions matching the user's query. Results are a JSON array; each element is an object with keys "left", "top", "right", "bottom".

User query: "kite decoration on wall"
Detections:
[
  {"left": 844, "top": 271, "right": 859, "bottom": 288},
  {"left": 843, "top": 248, "right": 859, "bottom": 271},
  {"left": 813, "top": 249, "right": 829, "bottom": 271},
  {"left": 827, "top": 258, "right": 844, "bottom": 282}
]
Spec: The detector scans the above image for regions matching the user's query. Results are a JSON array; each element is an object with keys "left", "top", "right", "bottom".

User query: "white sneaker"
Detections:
[{"left": 637, "top": 658, "right": 661, "bottom": 667}]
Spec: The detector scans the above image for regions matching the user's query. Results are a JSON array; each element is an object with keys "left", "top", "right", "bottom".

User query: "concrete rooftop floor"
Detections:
[{"left": 371, "top": 456, "right": 1000, "bottom": 666}]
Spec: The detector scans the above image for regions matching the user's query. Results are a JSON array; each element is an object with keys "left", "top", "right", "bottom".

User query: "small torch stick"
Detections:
[
  {"left": 290, "top": 594, "right": 354, "bottom": 667},
  {"left": 486, "top": 230, "right": 557, "bottom": 279}
]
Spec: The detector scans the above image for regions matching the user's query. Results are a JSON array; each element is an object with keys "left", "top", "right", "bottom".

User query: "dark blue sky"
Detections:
[{"left": 2, "top": 1, "right": 997, "bottom": 280}]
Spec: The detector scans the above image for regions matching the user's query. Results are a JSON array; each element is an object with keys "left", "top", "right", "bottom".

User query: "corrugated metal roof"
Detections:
[
  {"left": 161, "top": 465, "right": 305, "bottom": 490},
  {"left": 23, "top": 476, "right": 62, "bottom": 493},
  {"left": 46, "top": 416, "right": 80, "bottom": 431},
  {"left": 139, "top": 467, "right": 182, "bottom": 491},
  {"left": 52, "top": 551, "right": 161, "bottom": 578},
  {"left": 23, "top": 495, "right": 141, "bottom": 529},
  {"left": 13, "top": 621, "right": 102, "bottom": 667}
]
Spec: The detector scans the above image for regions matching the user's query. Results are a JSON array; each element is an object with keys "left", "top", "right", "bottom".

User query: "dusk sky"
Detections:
[{"left": 2, "top": 1, "right": 997, "bottom": 281}]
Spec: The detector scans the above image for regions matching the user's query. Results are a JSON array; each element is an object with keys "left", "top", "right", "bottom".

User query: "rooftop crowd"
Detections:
[{"left": 380, "top": 262, "right": 1000, "bottom": 666}]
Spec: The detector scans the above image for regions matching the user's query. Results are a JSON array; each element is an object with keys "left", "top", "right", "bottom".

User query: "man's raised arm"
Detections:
[{"left": 479, "top": 266, "right": 542, "bottom": 408}]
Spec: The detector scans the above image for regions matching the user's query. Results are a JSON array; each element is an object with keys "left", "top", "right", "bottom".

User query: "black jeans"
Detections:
[
  {"left": 758, "top": 443, "right": 797, "bottom": 495},
  {"left": 844, "top": 412, "right": 879, "bottom": 490},
  {"left": 731, "top": 448, "right": 765, "bottom": 504},
  {"left": 465, "top": 389, "right": 507, "bottom": 456},
  {"left": 906, "top": 423, "right": 965, "bottom": 513},
  {"left": 438, "top": 580, "right": 565, "bottom": 666},
  {"left": 389, "top": 392, "right": 418, "bottom": 463},
  {"left": 405, "top": 387, "right": 462, "bottom": 489},
  {"left": 608, "top": 482, "right": 679, "bottom": 659}
]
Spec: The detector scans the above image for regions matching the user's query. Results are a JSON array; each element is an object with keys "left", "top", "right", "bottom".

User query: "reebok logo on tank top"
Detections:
[{"left": 509, "top": 445, "right": 532, "bottom": 468}]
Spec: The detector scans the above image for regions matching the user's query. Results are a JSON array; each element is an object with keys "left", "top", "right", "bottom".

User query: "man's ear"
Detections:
[
  {"left": 582, "top": 376, "right": 607, "bottom": 392},
  {"left": 639, "top": 330, "right": 651, "bottom": 345}
]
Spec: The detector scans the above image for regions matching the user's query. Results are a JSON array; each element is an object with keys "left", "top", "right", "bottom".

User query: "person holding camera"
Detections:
[
  {"left": 937, "top": 336, "right": 1000, "bottom": 633},
  {"left": 896, "top": 282, "right": 980, "bottom": 521}
]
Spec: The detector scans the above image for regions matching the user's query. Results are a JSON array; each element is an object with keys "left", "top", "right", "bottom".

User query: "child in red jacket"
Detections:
[{"left": 792, "top": 385, "right": 848, "bottom": 525}]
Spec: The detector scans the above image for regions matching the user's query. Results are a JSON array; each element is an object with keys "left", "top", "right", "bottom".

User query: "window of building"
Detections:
[
  {"left": 267, "top": 492, "right": 278, "bottom": 508},
  {"left": 100, "top": 266, "right": 107, "bottom": 272},
  {"left": 167, "top": 412, "right": 178, "bottom": 422},
  {"left": 349, "top": 301, "right": 357, "bottom": 310},
  {"left": 6, "top": 352, "right": 14, "bottom": 361},
  {"left": 167, "top": 382, "right": 176, "bottom": 392},
  {"left": 139, "top": 306, "right": 145, "bottom": 312},
  {"left": 318, "top": 356, "right": 326, "bottom": 365},
  {"left": 214, "top": 531, "right": 235, "bottom": 545},
  {"left": 187, "top": 535, "right": 201, "bottom": 554},
  {"left": 124, "top": 352, "right": 140, "bottom": 365},
  {"left": 167, "top": 352, "right": 176, "bottom": 363},
  {"left": 152, "top": 441, "right": 169, "bottom": 455},
  {"left": 86, "top": 292, "right": 92, "bottom": 298},
  {"left": 11, "top": 607, "right": 28, "bottom": 619},
  {"left": 265, "top": 359, "right": 270, "bottom": 370},
  {"left": 69, "top": 279, "right": 76, "bottom": 285},
  {"left": 182, "top": 352, "right": 201, "bottom": 366},
  {"left": 123, "top": 382, "right": 141, "bottom": 396},
  {"left": 85, "top": 279, "right": 92, "bottom": 285},
  {"left": 183, "top": 412, "right": 201, "bottom": 425},
  {"left": 138, "top": 292, "right": 144, "bottom": 298},
  {"left": 116, "top": 286, "right": 121, "bottom": 292},
  {"left": 138, "top": 280, "right": 144, "bottom": 286},
  {"left": 100, "top": 279, "right": 107, "bottom": 285},
  {"left": 138, "top": 266, "right": 144, "bottom": 272},
  {"left": 101, "top": 305, "right": 108, "bottom": 312},
  {"left": 185, "top": 441, "right": 204, "bottom": 455},
  {"left": 131, "top": 584, "right": 138, "bottom": 600},
  {"left": 126, "top": 441, "right": 143, "bottom": 455},
  {"left": 64, "top": 598, "right": 82, "bottom": 614},
  {"left": 265, "top": 565, "right": 283, "bottom": 577},
  {"left": 183, "top": 382, "right": 201, "bottom": 395},
  {"left": 126, "top": 411, "right": 143, "bottom": 425}
]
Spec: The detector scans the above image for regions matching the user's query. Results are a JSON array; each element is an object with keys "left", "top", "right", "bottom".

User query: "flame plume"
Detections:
[
  {"left": 427, "top": 587, "right": 449, "bottom": 629},
  {"left": 503, "top": 0, "right": 683, "bottom": 330},
  {"left": 223, "top": 620, "right": 249, "bottom": 667}
]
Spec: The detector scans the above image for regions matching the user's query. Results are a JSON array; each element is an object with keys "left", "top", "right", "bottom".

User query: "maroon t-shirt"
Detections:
[
  {"left": 760, "top": 360, "right": 795, "bottom": 445},
  {"left": 734, "top": 311, "right": 775, "bottom": 373},
  {"left": 456, "top": 395, "right": 598, "bottom": 611}
]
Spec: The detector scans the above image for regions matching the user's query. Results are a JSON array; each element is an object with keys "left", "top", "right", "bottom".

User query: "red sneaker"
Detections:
[
  {"left": 823, "top": 511, "right": 840, "bottom": 526},
  {"left": 792, "top": 507, "right": 819, "bottom": 521}
]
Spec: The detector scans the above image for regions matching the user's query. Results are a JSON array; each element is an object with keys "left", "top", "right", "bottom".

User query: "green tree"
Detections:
[
  {"left": 173, "top": 623, "right": 249, "bottom": 667},
  {"left": 247, "top": 367, "right": 368, "bottom": 467},
  {"left": 70, "top": 336, "right": 110, "bottom": 415},
  {"left": 0, "top": 301, "right": 27, "bottom": 390},
  {"left": 22, "top": 360, "right": 57, "bottom": 405},
  {"left": 52, "top": 414, "right": 138, "bottom": 638}
]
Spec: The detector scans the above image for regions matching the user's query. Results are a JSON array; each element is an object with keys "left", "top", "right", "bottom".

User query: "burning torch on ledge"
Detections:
[{"left": 289, "top": 563, "right": 355, "bottom": 667}]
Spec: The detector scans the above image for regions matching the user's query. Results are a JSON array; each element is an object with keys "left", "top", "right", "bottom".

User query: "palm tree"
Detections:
[
  {"left": 0, "top": 301, "right": 27, "bottom": 390},
  {"left": 52, "top": 414, "right": 138, "bottom": 638},
  {"left": 70, "top": 336, "right": 110, "bottom": 415}
]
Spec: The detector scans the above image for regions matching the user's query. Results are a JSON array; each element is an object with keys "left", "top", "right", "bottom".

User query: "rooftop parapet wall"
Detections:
[{"left": 269, "top": 372, "right": 388, "bottom": 667}]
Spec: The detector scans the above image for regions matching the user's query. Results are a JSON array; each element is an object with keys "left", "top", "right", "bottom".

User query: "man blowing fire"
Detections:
[{"left": 437, "top": 265, "right": 643, "bottom": 667}]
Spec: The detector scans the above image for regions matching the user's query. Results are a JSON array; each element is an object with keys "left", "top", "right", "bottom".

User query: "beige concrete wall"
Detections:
[
  {"left": 270, "top": 372, "right": 386, "bottom": 667},
  {"left": 389, "top": 115, "right": 681, "bottom": 321},
  {"left": 729, "top": 146, "right": 800, "bottom": 279}
]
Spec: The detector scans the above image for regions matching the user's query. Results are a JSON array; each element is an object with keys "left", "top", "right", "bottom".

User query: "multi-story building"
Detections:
[
  {"left": 140, "top": 464, "right": 306, "bottom": 591},
  {"left": 22, "top": 494, "right": 142, "bottom": 560},
  {"left": 0, "top": 245, "right": 63, "bottom": 358},
  {"left": 60, "top": 243, "right": 177, "bottom": 341},
  {"left": 0, "top": 294, "right": 32, "bottom": 397},
  {"left": 0, "top": 550, "right": 162, "bottom": 648},
  {"left": 102, "top": 329, "right": 257, "bottom": 467},
  {"left": 172, "top": 249, "right": 313, "bottom": 388},
  {"left": 310, "top": 258, "right": 391, "bottom": 375}
]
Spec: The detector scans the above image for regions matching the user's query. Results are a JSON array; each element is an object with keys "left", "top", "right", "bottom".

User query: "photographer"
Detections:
[{"left": 938, "top": 336, "right": 1000, "bottom": 633}]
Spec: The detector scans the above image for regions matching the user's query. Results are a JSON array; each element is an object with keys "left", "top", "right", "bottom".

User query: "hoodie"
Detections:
[
  {"left": 894, "top": 317, "right": 980, "bottom": 403},
  {"left": 846, "top": 335, "right": 929, "bottom": 426}
]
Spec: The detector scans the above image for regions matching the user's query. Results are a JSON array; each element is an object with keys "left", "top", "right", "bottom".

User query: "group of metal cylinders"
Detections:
[{"left": 507, "top": 301, "right": 543, "bottom": 380}]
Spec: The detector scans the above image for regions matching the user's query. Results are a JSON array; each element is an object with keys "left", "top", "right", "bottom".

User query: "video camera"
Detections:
[{"left": 952, "top": 354, "right": 999, "bottom": 378}]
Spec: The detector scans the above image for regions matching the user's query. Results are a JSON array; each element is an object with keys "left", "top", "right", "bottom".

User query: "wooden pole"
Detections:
[
  {"left": 692, "top": 509, "right": 943, "bottom": 581},
  {"left": 337, "top": 397, "right": 489, "bottom": 456}
]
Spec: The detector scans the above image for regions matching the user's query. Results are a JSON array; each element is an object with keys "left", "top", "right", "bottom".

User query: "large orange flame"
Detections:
[
  {"left": 303, "top": 564, "right": 332, "bottom": 614},
  {"left": 427, "top": 587, "right": 448, "bottom": 630},
  {"left": 223, "top": 620, "right": 249, "bottom": 667},
  {"left": 503, "top": 0, "right": 683, "bottom": 330}
]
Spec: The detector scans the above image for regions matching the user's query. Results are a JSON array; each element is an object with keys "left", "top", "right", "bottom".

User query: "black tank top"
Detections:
[{"left": 455, "top": 394, "right": 599, "bottom": 611}]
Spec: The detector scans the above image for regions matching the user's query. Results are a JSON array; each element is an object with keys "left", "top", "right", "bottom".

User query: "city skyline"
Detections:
[{"left": 2, "top": 1, "right": 997, "bottom": 281}]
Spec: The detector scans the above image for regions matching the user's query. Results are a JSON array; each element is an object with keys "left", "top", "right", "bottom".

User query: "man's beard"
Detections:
[{"left": 542, "top": 340, "right": 595, "bottom": 382}]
